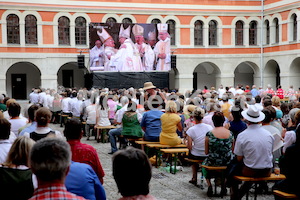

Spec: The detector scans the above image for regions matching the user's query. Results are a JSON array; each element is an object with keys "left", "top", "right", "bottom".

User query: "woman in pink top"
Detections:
[{"left": 107, "top": 96, "right": 118, "bottom": 124}]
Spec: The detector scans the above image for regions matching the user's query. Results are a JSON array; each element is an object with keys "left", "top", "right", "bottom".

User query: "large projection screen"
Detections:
[{"left": 89, "top": 23, "right": 171, "bottom": 72}]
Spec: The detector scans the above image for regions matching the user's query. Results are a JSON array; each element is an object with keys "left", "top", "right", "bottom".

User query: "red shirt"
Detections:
[
  {"left": 29, "top": 183, "right": 86, "bottom": 200},
  {"left": 68, "top": 140, "right": 105, "bottom": 184},
  {"left": 276, "top": 88, "right": 285, "bottom": 99}
]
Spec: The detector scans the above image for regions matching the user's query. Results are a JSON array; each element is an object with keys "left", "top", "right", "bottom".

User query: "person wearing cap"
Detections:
[
  {"left": 153, "top": 23, "right": 171, "bottom": 71},
  {"left": 143, "top": 82, "right": 166, "bottom": 103},
  {"left": 97, "top": 27, "right": 118, "bottom": 71},
  {"left": 230, "top": 104, "right": 274, "bottom": 200},
  {"left": 110, "top": 25, "right": 142, "bottom": 71},
  {"left": 147, "top": 31, "right": 157, "bottom": 49},
  {"left": 90, "top": 40, "right": 104, "bottom": 70},
  {"left": 132, "top": 24, "right": 155, "bottom": 71}
]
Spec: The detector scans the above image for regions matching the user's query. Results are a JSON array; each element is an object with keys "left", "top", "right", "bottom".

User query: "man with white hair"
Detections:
[
  {"left": 110, "top": 25, "right": 142, "bottom": 71},
  {"left": 90, "top": 40, "right": 104, "bottom": 70},
  {"left": 132, "top": 24, "right": 155, "bottom": 71},
  {"left": 154, "top": 24, "right": 171, "bottom": 71},
  {"left": 266, "top": 84, "right": 275, "bottom": 96}
]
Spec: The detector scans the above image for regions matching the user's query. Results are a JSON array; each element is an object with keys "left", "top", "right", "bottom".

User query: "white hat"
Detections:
[
  {"left": 119, "top": 24, "right": 131, "bottom": 39},
  {"left": 157, "top": 23, "right": 168, "bottom": 33},
  {"left": 132, "top": 24, "right": 144, "bottom": 36},
  {"left": 148, "top": 31, "right": 156, "bottom": 40},
  {"left": 97, "top": 27, "right": 112, "bottom": 43},
  {"left": 242, "top": 105, "right": 265, "bottom": 123}
]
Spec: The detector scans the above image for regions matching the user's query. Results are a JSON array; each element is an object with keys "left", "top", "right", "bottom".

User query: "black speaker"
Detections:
[
  {"left": 77, "top": 55, "right": 85, "bottom": 69},
  {"left": 171, "top": 55, "right": 176, "bottom": 68}
]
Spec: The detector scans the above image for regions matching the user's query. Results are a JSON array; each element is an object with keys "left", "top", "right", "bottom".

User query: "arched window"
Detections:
[
  {"left": 274, "top": 18, "right": 279, "bottom": 43},
  {"left": 75, "top": 17, "right": 86, "bottom": 45},
  {"left": 292, "top": 14, "right": 297, "bottom": 41},
  {"left": 249, "top": 21, "right": 257, "bottom": 45},
  {"left": 151, "top": 18, "right": 161, "bottom": 24},
  {"left": 25, "top": 15, "right": 37, "bottom": 44},
  {"left": 265, "top": 20, "right": 270, "bottom": 44},
  {"left": 194, "top": 20, "right": 203, "bottom": 46},
  {"left": 122, "top": 18, "right": 132, "bottom": 24},
  {"left": 7, "top": 14, "right": 20, "bottom": 44},
  {"left": 235, "top": 20, "right": 243, "bottom": 45},
  {"left": 167, "top": 20, "right": 176, "bottom": 45},
  {"left": 209, "top": 20, "right": 217, "bottom": 46},
  {"left": 106, "top": 17, "right": 116, "bottom": 25},
  {"left": 58, "top": 16, "right": 70, "bottom": 45}
]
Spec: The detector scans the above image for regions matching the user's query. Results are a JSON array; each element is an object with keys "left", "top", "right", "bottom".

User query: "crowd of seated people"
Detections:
[{"left": 1, "top": 83, "right": 300, "bottom": 199}]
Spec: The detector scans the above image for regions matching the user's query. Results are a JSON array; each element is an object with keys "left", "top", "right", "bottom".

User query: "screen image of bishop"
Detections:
[{"left": 89, "top": 23, "right": 171, "bottom": 72}]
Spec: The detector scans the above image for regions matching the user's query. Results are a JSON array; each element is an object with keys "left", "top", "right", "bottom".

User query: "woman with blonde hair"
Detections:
[
  {"left": 0, "top": 136, "right": 36, "bottom": 200},
  {"left": 159, "top": 100, "right": 183, "bottom": 146}
]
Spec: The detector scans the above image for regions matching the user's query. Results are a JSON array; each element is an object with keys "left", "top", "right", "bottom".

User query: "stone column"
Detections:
[
  {"left": 177, "top": 74, "right": 193, "bottom": 93},
  {"left": 0, "top": 75, "right": 7, "bottom": 95},
  {"left": 40, "top": 75, "right": 58, "bottom": 90}
]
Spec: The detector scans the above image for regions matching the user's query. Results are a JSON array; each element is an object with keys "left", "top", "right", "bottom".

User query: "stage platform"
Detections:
[{"left": 85, "top": 71, "right": 169, "bottom": 89}]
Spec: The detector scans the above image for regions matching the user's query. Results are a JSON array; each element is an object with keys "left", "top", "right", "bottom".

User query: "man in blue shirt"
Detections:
[
  {"left": 65, "top": 161, "right": 106, "bottom": 200},
  {"left": 250, "top": 85, "right": 259, "bottom": 98},
  {"left": 141, "top": 99, "right": 163, "bottom": 142}
]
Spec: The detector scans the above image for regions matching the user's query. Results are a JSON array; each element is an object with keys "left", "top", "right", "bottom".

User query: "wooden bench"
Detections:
[
  {"left": 95, "top": 125, "right": 116, "bottom": 143},
  {"left": 135, "top": 140, "right": 160, "bottom": 151},
  {"left": 234, "top": 173, "right": 286, "bottom": 200},
  {"left": 274, "top": 190, "right": 299, "bottom": 199},
  {"left": 59, "top": 114, "right": 70, "bottom": 127},
  {"left": 160, "top": 148, "right": 189, "bottom": 174},
  {"left": 202, "top": 165, "right": 227, "bottom": 197},
  {"left": 146, "top": 143, "right": 187, "bottom": 167}
]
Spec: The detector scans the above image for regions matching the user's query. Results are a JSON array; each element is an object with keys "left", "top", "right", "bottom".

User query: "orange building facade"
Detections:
[{"left": 0, "top": 0, "right": 299, "bottom": 98}]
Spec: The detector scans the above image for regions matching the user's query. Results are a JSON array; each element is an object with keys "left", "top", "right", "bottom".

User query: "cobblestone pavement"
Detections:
[{"left": 19, "top": 101, "right": 275, "bottom": 200}]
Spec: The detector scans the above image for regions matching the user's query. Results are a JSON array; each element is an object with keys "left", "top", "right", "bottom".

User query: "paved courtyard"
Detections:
[{"left": 19, "top": 101, "right": 275, "bottom": 200}]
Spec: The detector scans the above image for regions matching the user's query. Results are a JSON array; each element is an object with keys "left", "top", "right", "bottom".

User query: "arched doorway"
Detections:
[
  {"left": 57, "top": 62, "right": 86, "bottom": 89},
  {"left": 193, "top": 62, "right": 220, "bottom": 91},
  {"left": 6, "top": 62, "right": 41, "bottom": 99},
  {"left": 289, "top": 57, "right": 300, "bottom": 88},
  {"left": 234, "top": 61, "right": 258, "bottom": 87},
  {"left": 264, "top": 60, "right": 280, "bottom": 89}
]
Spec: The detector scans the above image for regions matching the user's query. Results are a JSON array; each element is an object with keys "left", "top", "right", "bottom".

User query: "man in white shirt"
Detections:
[
  {"left": 132, "top": 24, "right": 155, "bottom": 71},
  {"left": 30, "top": 89, "right": 39, "bottom": 104},
  {"left": 230, "top": 105, "right": 274, "bottom": 199},
  {"left": 218, "top": 85, "right": 226, "bottom": 99}
]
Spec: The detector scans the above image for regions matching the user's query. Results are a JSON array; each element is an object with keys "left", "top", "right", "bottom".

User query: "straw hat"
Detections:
[
  {"left": 183, "top": 105, "right": 197, "bottom": 116},
  {"left": 143, "top": 82, "right": 156, "bottom": 90},
  {"left": 241, "top": 105, "right": 265, "bottom": 123}
]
